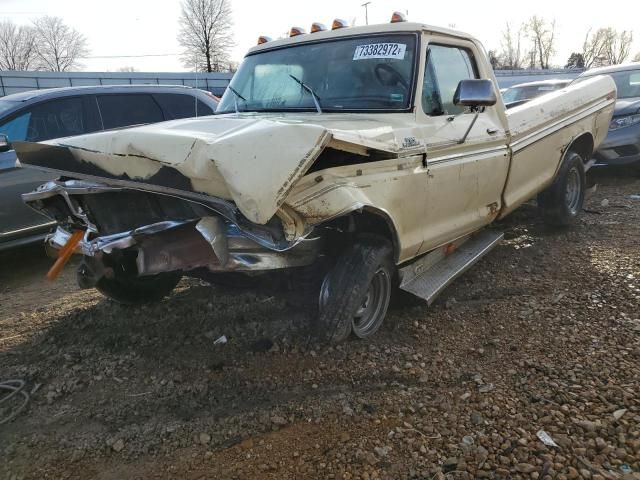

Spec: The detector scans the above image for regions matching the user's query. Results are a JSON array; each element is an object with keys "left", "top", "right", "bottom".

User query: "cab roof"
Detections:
[{"left": 247, "top": 21, "right": 476, "bottom": 55}]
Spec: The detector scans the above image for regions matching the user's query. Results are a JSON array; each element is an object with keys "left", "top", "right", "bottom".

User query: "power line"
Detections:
[{"left": 79, "top": 53, "right": 182, "bottom": 59}]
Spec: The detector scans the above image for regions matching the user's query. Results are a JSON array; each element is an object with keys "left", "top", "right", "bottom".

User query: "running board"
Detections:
[{"left": 399, "top": 230, "right": 504, "bottom": 305}]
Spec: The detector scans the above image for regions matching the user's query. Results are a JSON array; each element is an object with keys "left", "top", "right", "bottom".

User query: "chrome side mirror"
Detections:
[{"left": 454, "top": 79, "right": 497, "bottom": 109}]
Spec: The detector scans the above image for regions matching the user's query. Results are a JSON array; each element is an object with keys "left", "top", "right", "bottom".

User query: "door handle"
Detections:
[{"left": 486, "top": 128, "right": 499, "bottom": 135}]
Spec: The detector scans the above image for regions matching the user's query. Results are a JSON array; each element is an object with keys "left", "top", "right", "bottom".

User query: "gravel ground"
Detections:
[{"left": 0, "top": 169, "right": 639, "bottom": 480}]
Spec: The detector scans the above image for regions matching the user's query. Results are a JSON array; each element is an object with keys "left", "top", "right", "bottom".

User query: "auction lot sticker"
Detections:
[{"left": 353, "top": 43, "right": 406, "bottom": 60}]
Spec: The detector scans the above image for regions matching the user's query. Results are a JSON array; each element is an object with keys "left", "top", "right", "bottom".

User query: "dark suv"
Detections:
[{"left": 0, "top": 85, "right": 218, "bottom": 250}]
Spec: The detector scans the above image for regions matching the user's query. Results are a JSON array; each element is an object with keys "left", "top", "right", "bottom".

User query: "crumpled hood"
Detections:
[{"left": 14, "top": 113, "right": 417, "bottom": 225}]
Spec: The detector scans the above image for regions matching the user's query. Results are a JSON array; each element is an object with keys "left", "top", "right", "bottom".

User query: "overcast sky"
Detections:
[{"left": 1, "top": 0, "right": 639, "bottom": 71}]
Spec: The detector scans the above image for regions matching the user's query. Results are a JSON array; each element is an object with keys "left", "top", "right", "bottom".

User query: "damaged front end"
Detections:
[{"left": 24, "top": 179, "right": 322, "bottom": 289}]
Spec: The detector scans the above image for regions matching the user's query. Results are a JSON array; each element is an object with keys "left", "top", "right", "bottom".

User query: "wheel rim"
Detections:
[
  {"left": 565, "top": 166, "right": 582, "bottom": 215},
  {"left": 352, "top": 267, "right": 391, "bottom": 338}
]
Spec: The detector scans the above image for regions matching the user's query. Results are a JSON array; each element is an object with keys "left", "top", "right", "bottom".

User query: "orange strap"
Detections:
[{"left": 46, "top": 230, "right": 84, "bottom": 281}]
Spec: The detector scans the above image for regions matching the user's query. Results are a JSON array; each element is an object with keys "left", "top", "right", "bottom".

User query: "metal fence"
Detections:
[
  {"left": 494, "top": 69, "right": 586, "bottom": 88},
  {"left": 0, "top": 71, "right": 234, "bottom": 97},
  {"left": 0, "top": 68, "right": 586, "bottom": 97}
]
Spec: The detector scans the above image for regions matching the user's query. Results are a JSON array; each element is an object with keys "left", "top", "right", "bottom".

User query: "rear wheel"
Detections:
[
  {"left": 538, "top": 151, "right": 586, "bottom": 227},
  {"left": 317, "top": 236, "right": 394, "bottom": 343}
]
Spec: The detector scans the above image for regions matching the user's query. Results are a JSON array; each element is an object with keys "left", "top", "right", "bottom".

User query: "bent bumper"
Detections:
[{"left": 593, "top": 125, "right": 640, "bottom": 166}]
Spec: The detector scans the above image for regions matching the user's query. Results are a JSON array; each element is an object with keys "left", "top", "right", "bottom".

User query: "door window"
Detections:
[
  {"left": 97, "top": 94, "right": 164, "bottom": 129},
  {"left": 422, "top": 45, "right": 478, "bottom": 116},
  {"left": 0, "top": 97, "right": 85, "bottom": 142},
  {"left": 0, "top": 112, "right": 31, "bottom": 142},
  {"left": 153, "top": 93, "right": 214, "bottom": 119}
]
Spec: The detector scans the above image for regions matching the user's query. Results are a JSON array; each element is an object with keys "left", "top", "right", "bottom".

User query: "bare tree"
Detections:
[
  {"left": 178, "top": 0, "right": 234, "bottom": 72},
  {"left": 32, "top": 16, "right": 89, "bottom": 71},
  {"left": 581, "top": 28, "right": 608, "bottom": 69},
  {"left": 0, "top": 20, "right": 37, "bottom": 70},
  {"left": 601, "top": 28, "right": 633, "bottom": 65},
  {"left": 634, "top": 51, "right": 640, "bottom": 62},
  {"left": 526, "top": 16, "right": 556, "bottom": 69},
  {"left": 117, "top": 66, "right": 138, "bottom": 72},
  {"left": 499, "top": 23, "right": 526, "bottom": 69}
]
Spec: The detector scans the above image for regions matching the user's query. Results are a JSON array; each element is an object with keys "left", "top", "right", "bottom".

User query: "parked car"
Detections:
[
  {"left": 575, "top": 64, "right": 640, "bottom": 172},
  {"left": 0, "top": 85, "right": 218, "bottom": 250},
  {"left": 501, "top": 79, "right": 572, "bottom": 108},
  {"left": 15, "top": 17, "right": 615, "bottom": 342}
]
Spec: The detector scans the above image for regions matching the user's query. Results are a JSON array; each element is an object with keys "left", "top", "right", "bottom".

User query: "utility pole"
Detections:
[{"left": 362, "top": 1, "right": 371, "bottom": 25}]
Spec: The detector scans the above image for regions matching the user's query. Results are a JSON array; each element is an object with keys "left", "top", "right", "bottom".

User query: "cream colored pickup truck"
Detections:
[{"left": 15, "top": 17, "right": 616, "bottom": 342}]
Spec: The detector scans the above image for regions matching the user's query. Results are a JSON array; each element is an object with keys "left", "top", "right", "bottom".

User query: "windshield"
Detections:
[
  {"left": 218, "top": 33, "right": 417, "bottom": 113},
  {"left": 577, "top": 70, "right": 640, "bottom": 99}
]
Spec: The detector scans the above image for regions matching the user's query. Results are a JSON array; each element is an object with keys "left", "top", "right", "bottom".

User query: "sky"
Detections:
[{"left": 1, "top": 0, "right": 639, "bottom": 71}]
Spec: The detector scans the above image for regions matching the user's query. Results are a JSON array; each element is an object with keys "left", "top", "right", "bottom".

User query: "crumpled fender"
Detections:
[{"left": 14, "top": 116, "right": 333, "bottom": 225}]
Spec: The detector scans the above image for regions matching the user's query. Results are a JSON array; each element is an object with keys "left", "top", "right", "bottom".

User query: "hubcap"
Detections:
[
  {"left": 565, "top": 166, "right": 581, "bottom": 215},
  {"left": 352, "top": 267, "right": 391, "bottom": 338}
]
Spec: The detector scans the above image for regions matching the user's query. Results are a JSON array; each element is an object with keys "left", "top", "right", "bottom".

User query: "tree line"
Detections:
[
  {"left": 489, "top": 16, "right": 637, "bottom": 70},
  {"left": 0, "top": 16, "right": 89, "bottom": 71},
  {"left": 0, "top": 0, "right": 236, "bottom": 73}
]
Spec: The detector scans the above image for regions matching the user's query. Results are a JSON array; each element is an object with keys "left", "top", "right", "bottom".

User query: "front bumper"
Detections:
[
  {"left": 27, "top": 179, "right": 321, "bottom": 278},
  {"left": 593, "top": 124, "right": 640, "bottom": 166}
]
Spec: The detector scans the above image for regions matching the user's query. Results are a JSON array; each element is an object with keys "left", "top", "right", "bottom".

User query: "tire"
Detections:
[
  {"left": 537, "top": 151, "right": 586, "bottom": 227},
  {"left": 95, "top": 272, "right": 182, "bottom": 305},
  {"left": 317, "top": 235, "right": 394, "bottom": 343}
]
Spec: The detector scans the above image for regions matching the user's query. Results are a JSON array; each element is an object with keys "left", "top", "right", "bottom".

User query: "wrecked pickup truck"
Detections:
[{"left": 14, "top": 17, "right": 616, "bottom": 342}]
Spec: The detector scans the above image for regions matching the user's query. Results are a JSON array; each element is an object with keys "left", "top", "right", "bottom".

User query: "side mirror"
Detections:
[
  {"left": 453, "top": 79, "right": 497, "bottom": 109},
  {"left": 0, "top": 134, "right": 10, "bottom": 153}
]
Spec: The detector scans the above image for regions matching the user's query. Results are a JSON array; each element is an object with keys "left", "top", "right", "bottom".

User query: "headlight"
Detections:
[{"left": 609, "top": 113, "right": 640, "bottom": 131}]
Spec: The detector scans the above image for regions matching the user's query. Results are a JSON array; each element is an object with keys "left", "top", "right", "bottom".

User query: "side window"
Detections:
[
  {"left": 422, "top": 45, "right": 478, "bottom": 116},
  {"left": 0, "top": 97, "right": 86, "bottom": 142},
  {"left": 153, "top": 93, "right": 198, "bottom": 120},
  {"left": 97, "top": 94, "right": 164, "bottom": 129},
  {"left": 196, "top": 99, "right": 214, "bottom": 116},
  {"left": 0, "top": 112, "right": 31, "bottom": 142}
]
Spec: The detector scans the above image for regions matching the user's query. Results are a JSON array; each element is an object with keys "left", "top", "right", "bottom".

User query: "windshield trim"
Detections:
[{"left": 217, "top": 32, "right": 421, "bottom": 115}]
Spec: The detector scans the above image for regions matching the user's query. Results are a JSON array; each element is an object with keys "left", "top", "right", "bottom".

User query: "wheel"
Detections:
[
  {"left": 317, "top": 235, "right": 394, "bottom": 343},
  {"left": 95, "top": 272, "right": 182, "bottom": 305},
  {"left": 537, "top": 151, "right": 586, "bottom": 227}
]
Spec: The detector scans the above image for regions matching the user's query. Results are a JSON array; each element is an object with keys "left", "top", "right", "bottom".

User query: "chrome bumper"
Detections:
[{"left": 46, "top": 222, "right": 320, "bottom": 275}]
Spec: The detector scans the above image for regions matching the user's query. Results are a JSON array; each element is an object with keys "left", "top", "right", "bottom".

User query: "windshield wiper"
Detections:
[
  {"left": 288, "top": 74, "right": 322, "bottom": 114},
  {"left": 227, "top": 86, "right": 246, "bottom": 113}
]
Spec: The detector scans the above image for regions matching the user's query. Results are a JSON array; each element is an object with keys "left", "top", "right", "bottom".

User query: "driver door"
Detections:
[{"left": 416, "top": 39, "right": 510, "bottom": 253}]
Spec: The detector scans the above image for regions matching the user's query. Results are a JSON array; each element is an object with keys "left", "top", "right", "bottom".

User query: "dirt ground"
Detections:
[{"left": 1, "top": 169, "right": 639, "bottom": 480}]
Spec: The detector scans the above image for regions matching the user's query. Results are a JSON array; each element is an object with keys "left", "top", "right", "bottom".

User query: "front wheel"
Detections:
[
  {"left": 537, "top": 151, "right": 586, "bottom": 227},
  {"left": 317, "top": 236, "right": 394, "bottom": 343}
]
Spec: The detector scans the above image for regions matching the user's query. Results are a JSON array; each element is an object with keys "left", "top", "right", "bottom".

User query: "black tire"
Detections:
[
  {"left": 95, "top": 272, "right": 182, "bottom": 305},
  {"left": 537, "top": 151, "right": 586, "bottom": 227},
  {"left": 317, "top": 235, "right": 394, "bottom": 343}
]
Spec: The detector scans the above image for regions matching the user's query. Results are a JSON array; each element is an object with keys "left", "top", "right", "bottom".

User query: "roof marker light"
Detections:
[
  {"left": 257, "top": 35, "right": 272, "bottom": 45},
  {"left": 289, "top": 26, "right": 306, "bottom": 37},
  {"left": 331, "top": 19, "right": 349, "bottom": 30},
  {"left": 391, "top": 11, "right": 407, "bottom": 23},
  {"left": 310, "top": 22, "right": 327, "bottom": 33}
]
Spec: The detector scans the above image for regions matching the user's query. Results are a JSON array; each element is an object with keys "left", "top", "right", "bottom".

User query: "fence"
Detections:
[
  {"left": 494, "top": 69, "right": 586, "bottom": 88},
  {"left": 0, "top": 71, "right": 234, "bottom": 97},
  {"left": 0, "top": 68, "right": 586, "bottom": 97}
]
